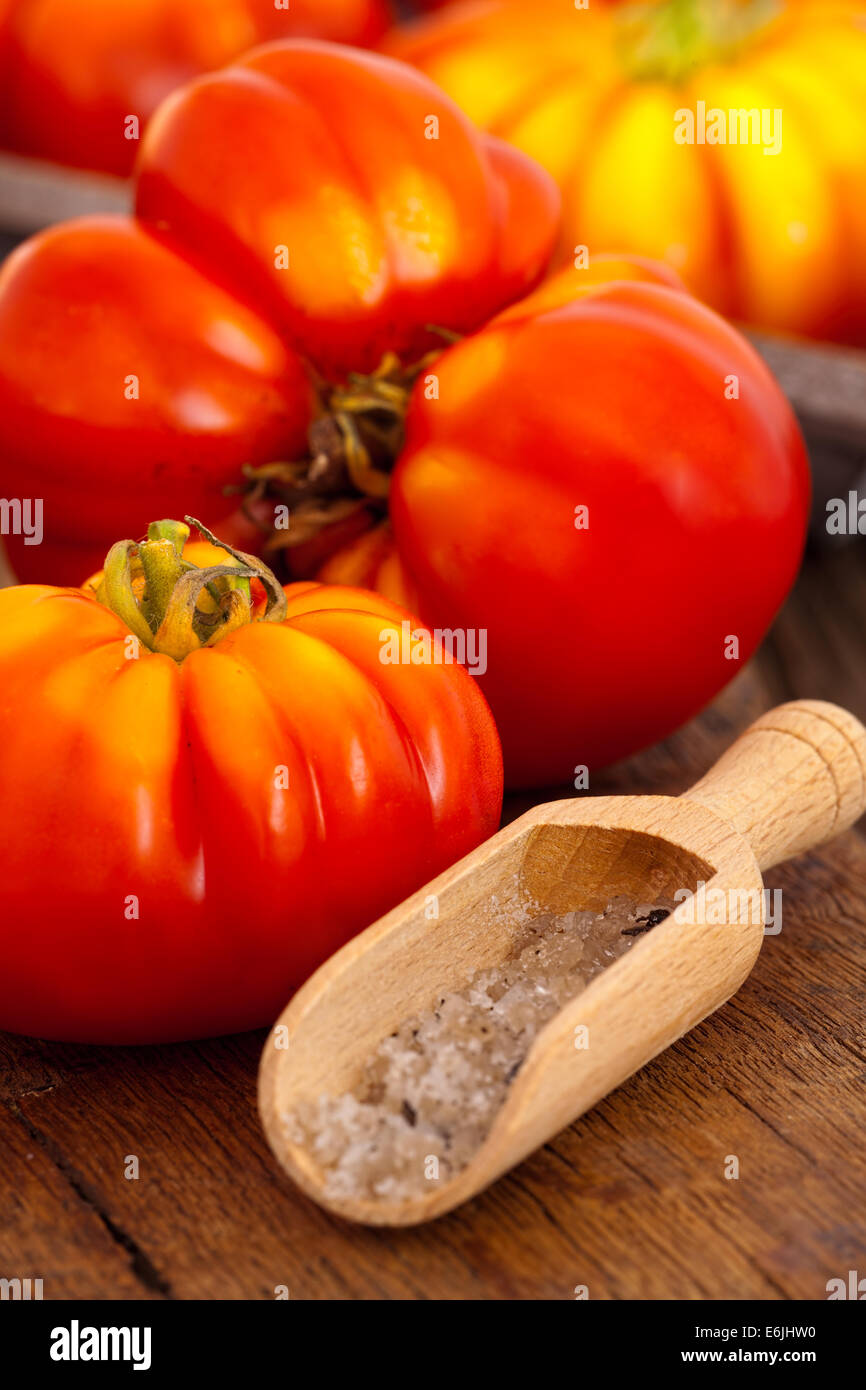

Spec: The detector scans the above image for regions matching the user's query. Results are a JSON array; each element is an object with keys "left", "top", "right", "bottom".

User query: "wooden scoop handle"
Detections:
[{"left": 684, "top": 700, "right": 866, "bottom": 871}]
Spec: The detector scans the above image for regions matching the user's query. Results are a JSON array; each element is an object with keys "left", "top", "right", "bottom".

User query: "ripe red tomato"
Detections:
[
  {"left": 317, "top": 259, "right": 811, "bottom": 784},
  {"left": 0, "top": 523, "right": 503, "bottom": 1042},
  {"left": 133, "top": 41, "right": 557, "bottom": 377},
  {"left": 0, "top": 41, "right": 557, "bottom": 582},
  {"left": 0, "top": 43, "right": 809, "bottom": 787},
  {"left": 0, "top": 0, "right": 391, "bottom": 174},
  {"left": 0, "top": 216, "right": 314, "bottom": 571}
]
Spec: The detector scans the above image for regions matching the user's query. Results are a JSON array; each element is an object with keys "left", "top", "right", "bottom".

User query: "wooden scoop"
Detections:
[{"left": 259, "top": 700, "right": 866, "bottom": 1226}]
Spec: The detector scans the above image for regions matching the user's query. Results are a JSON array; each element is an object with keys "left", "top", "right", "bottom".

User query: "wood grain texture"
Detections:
[{"left": 1, "top": 543, "right": 865, "bottom": 1298}]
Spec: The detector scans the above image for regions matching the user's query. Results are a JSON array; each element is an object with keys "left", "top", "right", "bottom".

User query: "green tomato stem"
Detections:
[
  {"left": 94, "top": 516, "right": 287, "bottom": 660},
  {"left": 621, "top": 0, "right": 780, "bottom": 83}
]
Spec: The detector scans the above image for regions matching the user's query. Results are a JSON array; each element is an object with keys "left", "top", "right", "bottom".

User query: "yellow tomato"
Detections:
[{"left": 386, "top": 0, "right": 866, "bottom": 342}]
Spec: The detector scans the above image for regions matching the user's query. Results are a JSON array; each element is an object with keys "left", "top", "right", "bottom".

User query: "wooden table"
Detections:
[
  {"left": 2, "top": 536, "right": 864, "bottom": 1301},
  {"left": 1, "top": 165, "right": 865, "bottom": 1298}
]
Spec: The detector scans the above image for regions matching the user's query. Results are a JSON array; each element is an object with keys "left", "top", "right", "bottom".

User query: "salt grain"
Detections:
[{"left": 287, "top": 896, "right": 674, "bottom": 1201}]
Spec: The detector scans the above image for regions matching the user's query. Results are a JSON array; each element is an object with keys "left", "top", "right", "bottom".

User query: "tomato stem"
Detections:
[
  {"left": 620, "top": 0, "right": 779, "bottom": 82},
  {"left": 241, "top": 344, "right": 447, "bottom": 558},
  {"left": 139, "top": 519, "right": 188, "bottom": 628},
  {"left": 93, "top": 517, "right": 287, "bottom": 660}
]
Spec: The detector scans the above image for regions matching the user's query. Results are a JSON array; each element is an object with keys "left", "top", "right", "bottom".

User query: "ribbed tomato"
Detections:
[
  {"left": 385, "top": 0, "right": 866, "bottom": 343},
  {"left": 0, "top": 42, "right": 808, "bottom": 788},
  {"left": 0, "top": 41, "right": 557, "bottom": 585},
  {"left": 0, "top": 521, "right": 503, "bottom": 1043}
]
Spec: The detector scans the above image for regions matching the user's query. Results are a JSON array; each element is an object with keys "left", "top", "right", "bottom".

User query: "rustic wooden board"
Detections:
[{"left": 1, "top": 540, "right": 864, "bottom": 1300}]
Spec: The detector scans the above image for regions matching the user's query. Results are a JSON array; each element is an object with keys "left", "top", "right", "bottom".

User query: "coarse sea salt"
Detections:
[{"left": 286, "top": 896, "right": 675, "bottom": 1202}]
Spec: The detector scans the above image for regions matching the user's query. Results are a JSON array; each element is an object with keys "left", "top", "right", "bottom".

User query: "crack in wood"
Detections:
[{"left": 4, "top": 1099, "right": 173, "bottom": 1299}]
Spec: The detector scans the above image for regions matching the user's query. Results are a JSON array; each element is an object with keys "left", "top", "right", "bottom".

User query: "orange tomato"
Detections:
[
  {"left": 385, "top": 0, "right": 866, "bottom": 343},
  {"left": 0, "top": 522, "right": 503, "bottom": 1042}
]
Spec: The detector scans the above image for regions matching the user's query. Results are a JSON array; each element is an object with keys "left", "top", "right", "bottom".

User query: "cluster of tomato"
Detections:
[{"left": 1, "top": 0, "right": 848, "bottom": 1044}]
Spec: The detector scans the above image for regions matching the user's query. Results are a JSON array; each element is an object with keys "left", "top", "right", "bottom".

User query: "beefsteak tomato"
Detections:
[
  {"left": 0, "top": 520, "right": 503, "bottom": 1042},
  {"left": 0, "top": 42, "right": 809, "bottom": 787},
  {"left": 0, "top": 0, "right": 390, "bottom": 174},
  {"left": 0, "top": 40, "right": 558, "bottom": 583},
  {"left": 385, "top": 0, "right": 866, "bottom": 344},
  {"left": 313, "top": 257, "right": 811, "bottom": 783}
]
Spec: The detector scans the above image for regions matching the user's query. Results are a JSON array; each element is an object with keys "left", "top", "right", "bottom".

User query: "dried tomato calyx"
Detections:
[
  {"left": 242, "top": 343, "right": 448, "bottom": 555},
  {"left": 95, "top": 516, "right": 287, "bottom": 660}
]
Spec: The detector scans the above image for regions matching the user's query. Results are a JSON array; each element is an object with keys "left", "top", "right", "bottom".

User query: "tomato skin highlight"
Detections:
[
  {"left": 0, "top": 581, "right": 502, "bottom": 1043},
  {"left": 0, "top": 0, "right": 391, "bottom": 175}
]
